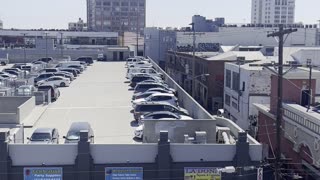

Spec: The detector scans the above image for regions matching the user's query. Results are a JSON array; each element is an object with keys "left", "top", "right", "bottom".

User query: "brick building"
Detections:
[
  {"left": 166, "top": 51, "right": 265, "bottom": 113},
  {"left": 254, "top": 67, "right": 320, "bottom": 179}
]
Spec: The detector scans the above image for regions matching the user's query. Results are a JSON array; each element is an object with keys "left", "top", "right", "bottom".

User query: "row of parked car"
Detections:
[
  {"left": 125, "top": 57, "right": 193, "bottom": 139},
  {"left": 26, "top": 57, "right": 95, "bottom": 144}
]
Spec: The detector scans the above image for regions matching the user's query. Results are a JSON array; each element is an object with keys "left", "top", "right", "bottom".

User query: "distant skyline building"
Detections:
[
  {"left": 251, "top": 0, "right": 295, "bottom": 24},
  {"left": 0, "top": 19, "right": 3, "bottom": 29},
  {"left": 87, "top": 0, "right": 146, "bottom": 33},
  {"left": 192, "top": 15, "right": 225, "bottom": 32},
  {"left": 68, "top": 18, "right": 87, "bottom": 31}
]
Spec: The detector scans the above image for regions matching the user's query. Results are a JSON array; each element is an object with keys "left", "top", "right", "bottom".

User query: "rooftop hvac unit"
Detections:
[
  {"left": 195, "top": 131, "right": 207, "bottom": 144},
  {"left": 184, "top": 132, "right": 207, "bottom": 144},
  {"left": 216, "top": 127, "right": 231, "bottom": 144}
]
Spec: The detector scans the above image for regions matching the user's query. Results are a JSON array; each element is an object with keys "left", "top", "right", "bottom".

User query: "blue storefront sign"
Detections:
[
  {"left": 24, "top": 167, "right": 63, "bottom": 180},
  {"left": 105, "top": 167, "right": 143, "bottom": 180}
]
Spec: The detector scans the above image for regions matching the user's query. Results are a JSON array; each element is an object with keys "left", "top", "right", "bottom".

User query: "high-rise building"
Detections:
[
  {"left": 0, "top": 20, "right": 3, "bottom": 29},
  {"left": 87, "top": 0, "right": 146, "bottom": 33},
  {"left": 251, "top": 0, "right": 295, "bottom": 24}
]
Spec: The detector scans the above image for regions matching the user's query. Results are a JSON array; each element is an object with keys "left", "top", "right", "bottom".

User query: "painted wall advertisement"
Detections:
[
  {"left": 184, "top": 167, "right": 221, "bottom": 180},
  {"left": 105, "top": 167, "right": 143, "bottom": 180},
  {"left": 24, "top": 167, "right": 63, "bottom": 180}
]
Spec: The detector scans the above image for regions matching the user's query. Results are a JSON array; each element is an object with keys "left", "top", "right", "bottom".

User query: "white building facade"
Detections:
[
  {"left": 251, "top": 0, "right": 295, "bottom": 24},
  {"left": 68, "top": 18, "right": 87, "bottom": 31},
  {"left": 224, "top": 62, "right": 271, "bottom": 133}
]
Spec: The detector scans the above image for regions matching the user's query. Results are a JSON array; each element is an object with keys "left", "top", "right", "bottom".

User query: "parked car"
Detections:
[
  {"left": 130, "top": 75, "right": 163, "bottom": 88},
  {"left": 134, "top": 82, "right": 174, "bottom": 94},
  {"left": 133, "top": 102, "right": 189, "bottom": 121},
  {"left": 128, "top": 61, "right": 153, "bottom": 69},
  {"left": 3, "top": 70, "right": 19, "bottom": 77},
  {"left": 74, "top": 56, "right": 94, "bottom": 64},
  {"left": 41, "top": 68, "right": 60, "bottom": 73},
  {"left": 37, "top": 85, "right": 60, "bottom": 101},
  {"left": 132, "top": 93, "right": 178, "bottom": 107},
  {"left": 27, "top": 128, "right": 59, "bottom": 144},
  {"left": 64, "top": 122, "right": 94, "bottom": 144},
  {"left": 140, "top": 111, "right": 193, "bottom": 121},
  {"left": 36, "top": 57, "right": 54, "bottom": 63},
  {"left": 32, "top": 61, "right": 47, "bottom": 65},
  {"left": 34, "top": 73, "right": 55, "bottom": 84},
  {"left": 16, "top": 85, "right": 36, "bottom": 96},
  {"left": 126, "top": 68, "right": 162, "bottom": 80},
  {"left": 97, "top": 53, "right": 106, "bottom": 61},
  {"left": 3, "top": 68, "right": 23, "bottom": 73},
  {"left": 0, "top": 73, "right": 17, "bottom": 79},
  {"left": 54, "top": 72, "right": 75, "bottom": 81},
  {"left": 132, "top": 88, "right": 175, "bottom": 100},
  {"left": 37, "top": 76, "right": 70, "bottom": 87},
  {"left": 68, "top": 65, "right": 84, "bottom": 72},
  {"left": 59, "top": 68, "right": 78, "bottom": 77}
]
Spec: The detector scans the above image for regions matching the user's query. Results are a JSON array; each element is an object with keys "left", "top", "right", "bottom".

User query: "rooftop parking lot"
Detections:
[{"left": 24, "top": 61, "right": 139, "bottom": 144}]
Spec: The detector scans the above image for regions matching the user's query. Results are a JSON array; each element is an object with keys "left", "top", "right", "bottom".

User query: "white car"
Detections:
[
  {"left": 37, "top": 76, "right": 70, "bottom": 87},
  {"left": 132, "top": 93, "right": 178, "bottom": 108},
  {"left": 128, "top": 61, "right": 153, "bottom": 69}
]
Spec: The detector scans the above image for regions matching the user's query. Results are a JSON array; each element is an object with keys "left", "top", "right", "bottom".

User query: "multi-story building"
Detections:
[
  {"left": 192, "top": 15, "right": 225, "bottom": 32},
  {"left": 254, "top": 68, "right": 320, "bottom": 179},
  {"left": 144, "top": 25, "right": 319, "bottom": 66},
  {"left": 87, "top": 0, "right": 146, "bottom": 33},
  {"left": 251, "top": 0, "right": 295, "bottom": 24},
  {"left": 224, "top": 60, "right": 272, "bottom": 134},
  {"left": 68, "top": 18, "right": 87, "bottom": 31},
  {"left": 166, "top": 51, "right": 265, "bottom": 113},
  {"left": 0, "top": 20, "right": 3, "bottom": 29}
]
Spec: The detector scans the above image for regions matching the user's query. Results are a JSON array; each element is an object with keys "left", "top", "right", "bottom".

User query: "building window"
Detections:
[
  {"left": 225, "top": 94, "right": 231, "bottom": 106},
  {"left": 232, "top": 101, "right": 238, "bottom": 110},
  {"left": 232, "top": 72, "right": 240, "bottom": 91},
  {"left": 226, "top": 70, "right": 231, "bottom": 88}
]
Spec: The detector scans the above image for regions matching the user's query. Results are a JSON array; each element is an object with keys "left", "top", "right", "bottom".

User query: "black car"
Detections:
[
  {"left": 74, "top": 56, "right": 94, "bottom": 64},
  {"left": 37, "top": 85, "right": 60, "bottom": 101},
  {"left": 36, "top": 57, "right": 54, "bottom": 63},
  {"left": 4, "top": 70, "right": 19, "bottom": 76}
]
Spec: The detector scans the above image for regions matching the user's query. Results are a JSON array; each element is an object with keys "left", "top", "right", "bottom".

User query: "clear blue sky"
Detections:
[{"left": 0, "top": 0, "right": 319, "bottom": 29}]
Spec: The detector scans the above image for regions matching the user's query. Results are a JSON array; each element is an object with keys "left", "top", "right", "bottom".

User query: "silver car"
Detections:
[{"left": 27, "top": 128, "right": 59, "bottom": 144}]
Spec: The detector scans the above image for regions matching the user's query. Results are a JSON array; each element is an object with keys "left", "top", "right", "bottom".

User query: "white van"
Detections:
[
  {"left": 126, "top": 68, "right": 162, "bottom": 79},
  {"left": 56, "top": 61, "right": 81, "bottom": 69},
  {"left": 126, "top": 57, "right": 149, "bottom": 67}
]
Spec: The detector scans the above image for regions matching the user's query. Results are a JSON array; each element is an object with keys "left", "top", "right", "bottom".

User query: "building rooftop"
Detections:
[
  {"left": 206, "top": 51, "right": 266, "bottom": 61},
  {"left": 24, "top": 62, "right": 137, "bottom": 144}
]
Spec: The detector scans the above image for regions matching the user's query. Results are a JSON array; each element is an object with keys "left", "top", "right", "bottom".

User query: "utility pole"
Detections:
[
  {"left": 307, "top": 59, "right": 312, "bottom": 111},
  {"left": 266, "top": 24, "right": 297, "bottom": 180},
  {"left": 59, "top": 32, "right": 64, "bottom": 58}
]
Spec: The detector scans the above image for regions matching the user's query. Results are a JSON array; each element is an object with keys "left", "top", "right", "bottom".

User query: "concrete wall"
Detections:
[
  {"left": 143, "top": 120, "right": 216, "bottom": 143},
  {"left": 17, "top": 96, "right": 35, "bottom": 122},
  {"left": 150, "top": 58, "right": 214, "bottom": 120},
  {"left": 91, "top": 144, "right": 158, "bottom": 164},
  {"left": 0, "top": 97, "right": 34, "bottom": 124},
  {"left": 9, "top": 144, "right": 78, "bottom": 166}
]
